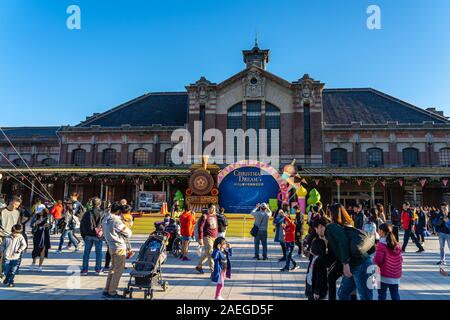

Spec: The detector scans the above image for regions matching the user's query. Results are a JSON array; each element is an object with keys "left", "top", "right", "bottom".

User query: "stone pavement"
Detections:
[{"left": 0, "top": 233, "right": 449, "bottom": 300}]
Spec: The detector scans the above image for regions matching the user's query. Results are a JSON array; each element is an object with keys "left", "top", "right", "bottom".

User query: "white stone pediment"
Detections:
[{"left": 215, "top": 67, "right": 294, "bottom": 114}]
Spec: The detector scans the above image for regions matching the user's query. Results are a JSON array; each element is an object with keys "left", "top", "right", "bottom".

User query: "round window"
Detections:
[{"left": 250, "top": 77, "right": 258, "bottom": 85}]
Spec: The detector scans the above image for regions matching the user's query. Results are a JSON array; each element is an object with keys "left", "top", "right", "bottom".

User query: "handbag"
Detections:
[
  {"left": 250, "top": 214, "right": 265, "bottom": 237},
  {"left": 91, "top": 212, "right": 103, "bottom": 238}
]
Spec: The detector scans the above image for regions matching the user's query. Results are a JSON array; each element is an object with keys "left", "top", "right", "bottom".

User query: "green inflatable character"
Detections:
[
  {"left": 173, "top": 190, "right": 185, "bottom": 211},
  {"left": 306, "top": 188, "right": 321, "bottom": 213}
]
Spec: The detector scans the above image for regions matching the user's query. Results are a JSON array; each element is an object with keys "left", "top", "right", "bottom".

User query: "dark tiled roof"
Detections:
[
  {"left": 77, "top": 92, "right": 188, "bottom": 127},
  {"left": 322, "top": 88, "right": 449, "bottom": 124},
  {"left": 77, "top": 88, "right": 447, "bottom": 128},
  {"left": 0, "top": 127, "right": 60, "bottom": 139}
]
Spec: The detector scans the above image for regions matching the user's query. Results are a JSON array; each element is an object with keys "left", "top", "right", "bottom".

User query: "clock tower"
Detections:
[{"left": 242, "top": 38, "right": 270, "bottom": 70}]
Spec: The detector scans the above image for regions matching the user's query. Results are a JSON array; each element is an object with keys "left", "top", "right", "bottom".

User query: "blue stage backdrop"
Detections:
[{"left": 218, "top": 166, "right": 280, "bottom": 213}]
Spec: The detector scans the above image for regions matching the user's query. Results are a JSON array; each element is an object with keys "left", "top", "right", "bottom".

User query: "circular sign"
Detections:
[
  {"left": 189, "top": 169, "right": 214, "bottom": 196},
  {"left": 219, "top": 166, "right": 280, "bottom": 213}
]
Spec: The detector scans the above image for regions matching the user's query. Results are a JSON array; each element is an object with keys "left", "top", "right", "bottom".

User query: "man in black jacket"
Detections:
[
  {"left": 353, "top": 203, "right": 366, "bottom": 230},
  {"left": 434, "top": 202, "right": 450, "bottom": 265},
  {"left": 217, "top": 207, "right": 228, "bottom": 238},
  {"left": 80, "top": 197, "right": 104, "bottom": 275}
]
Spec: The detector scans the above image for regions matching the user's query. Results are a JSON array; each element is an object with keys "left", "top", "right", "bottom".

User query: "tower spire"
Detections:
[{"left": 254, "top": 32, "right": 259, "bottom": 48}]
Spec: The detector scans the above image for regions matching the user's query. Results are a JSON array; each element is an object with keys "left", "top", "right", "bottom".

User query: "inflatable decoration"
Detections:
[
  {"left": 306, "top": 188, "right": 321, "bottom": 213},
  {"left": 279, "top": 159, "right": 309, "bottom": 212},
  {"left": 173, "top": 190, "right": 185, "bottom": 210}
]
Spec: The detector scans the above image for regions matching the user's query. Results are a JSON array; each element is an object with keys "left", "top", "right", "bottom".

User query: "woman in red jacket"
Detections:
[
  {"left": 280, "top": 212, "right": 298, "bottom": 272},
  {"left": 373, "top": 223, "right": 403, "bottom": 300},
  {"left": 50, "top": 200, "right": 63, "bottom": 235}
]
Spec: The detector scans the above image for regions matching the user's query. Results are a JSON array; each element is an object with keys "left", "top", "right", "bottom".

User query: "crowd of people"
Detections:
[
  {"left": 0, "top": 192, "right": 449, "bottom": 300},
  {"left": 0, "top": 193, "right": 134, "bottom": 298},
  {"left": 248, "top": 200, "right": 450, "bottom": 300}
]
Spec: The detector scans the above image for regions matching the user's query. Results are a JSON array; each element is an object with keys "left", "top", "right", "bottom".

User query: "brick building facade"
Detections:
[{"left": 1, "top": 44, "right": 450, "bottom": 210}]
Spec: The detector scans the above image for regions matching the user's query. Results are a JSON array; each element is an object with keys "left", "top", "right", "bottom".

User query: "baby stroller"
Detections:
[
  {"left": 154, "top": 219, "right": 183, "bottom": 258},
  {"left": 123, "top": 232, "right": 169, "bottom": 300}
]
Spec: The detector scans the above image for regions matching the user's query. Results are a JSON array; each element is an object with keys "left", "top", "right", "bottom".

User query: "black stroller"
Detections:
[
  {"left": 123, "top": 232, "right": 169, "bottom": 300},
  {"left": 154, "top": 219, "right": 183, "bottom": 258}
]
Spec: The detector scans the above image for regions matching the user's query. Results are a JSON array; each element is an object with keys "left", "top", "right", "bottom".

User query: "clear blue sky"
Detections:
[{"left": 1, "top": 0, "right": 449, "bottom": 127}]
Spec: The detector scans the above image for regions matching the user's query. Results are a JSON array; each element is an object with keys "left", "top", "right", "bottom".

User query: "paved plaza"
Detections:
[{"left": 1, "top": 233, "right": 450, "bottom": 300}]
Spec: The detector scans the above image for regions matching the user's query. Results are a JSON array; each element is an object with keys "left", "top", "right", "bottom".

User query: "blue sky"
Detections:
[{"left": 1, "top": 0, "right": 449, "bottom": 126}]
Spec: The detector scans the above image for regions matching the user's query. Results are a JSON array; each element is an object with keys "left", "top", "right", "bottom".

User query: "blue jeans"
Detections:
[
  {"left": 58, "top": 230, "right": 78, "bottom": 250},
  {"left": 3, "top": 259, "right": 20, "bottom": 284},
  {"left": 82, "top": 236, "right": 103, "bottom": 272},
  {"left": 284, "top": 242, "right": 297, "bottom": 269},
  {"left": 254, "top": 230, "right": 268, "bottom": 258},
  {"left": 378, "top": 282, "right": 400, "bottom": 300},
  {"left": 438, "top": 232, "right": 450, "bottom": 262},
  {"left": 338, "top": 256, "right": 374, "bottom": 300}
]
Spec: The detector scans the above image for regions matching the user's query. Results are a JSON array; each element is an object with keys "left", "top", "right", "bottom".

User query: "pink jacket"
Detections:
[{"left": 373, "top": 239, "right": 403, "bottom": 279}]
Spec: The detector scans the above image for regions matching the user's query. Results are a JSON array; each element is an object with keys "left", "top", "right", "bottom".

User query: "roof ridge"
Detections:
[
  {"left": 145, "top": 91, "right": 187, "bottom": 95},
  {"left": 323, "top": 88, "right": 372, "bottom": 92},
  {"left": 75, "top": 93, "right": 151, "bottom": 127},
  {"left": 3, "top": 126, "right": 61, "bottom": 129},
  {"left": 76, "top": 92, "right": 190, "bottom": 128},
  {"left": 368, "top": 88, "right": 449, "bottom": 122}
]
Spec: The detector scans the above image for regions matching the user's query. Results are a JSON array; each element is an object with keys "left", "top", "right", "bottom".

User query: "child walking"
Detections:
[
  {"left": 280, "top": 212, "right": 297, "bottom": 271},
  {"left": 121, "top": 205, "right": 134, "bottom": 259},
  {"left": 211, "top": 237, "right": 232, "bottom": 300},
  {"left": 363, "top": 215, "right": 380, "bottom": 243},
  {"left": 305, "top": 238, "right": 328, "bottom": 300},
  {"left": 373, "top": 223, "right": 403, "bottom": 300},
  {"left": 2, "top": 224, "right": 27, "bottom": 287}
]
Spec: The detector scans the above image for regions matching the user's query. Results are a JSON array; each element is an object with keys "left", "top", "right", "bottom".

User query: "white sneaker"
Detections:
[
  {"left": 37, "top": 267, "right": 43, "bottom": 272},
  {"left": 30, "top": 264, "right": 37, "bottom": 271},
  {"left": 215, "top": 296, "right": 224, "bottom": 300},
  {"left": 55, "top": 250, "right": 62, "bottom": 254}
]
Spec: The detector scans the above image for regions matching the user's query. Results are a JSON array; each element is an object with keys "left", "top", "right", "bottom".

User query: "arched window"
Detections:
[
  {"left": 133, "top": 148, "right": 148, "bottom": 166},
  {"left": 72, "top": 149, "right": 86, "bottom": 166},
  {"left": 12, "top": 158, "right": 26, "bottom": 167},
  {"left": 403, "top": 148, "right": 420, "bottom": 167},
  {"left": 331, "top": 148, "right": 348, "bottom": 167},
  {"left": 367, "top": 148, "right": 384, "bottom": 167},
  {"left": 266, "top": 103, "right": 280, "bottom": 156},
  {"left": 245, "top": 101, "right": 261, "bottom": 159},
  {"left": 102, "top": 148, "right": 117, "bottom": 166},
  {"left": 227, "top": 103, "right": 243, "bottom": 160},
  {"left": 42, "top": 158, "right": 57, "bottom": 166},
  {"left": 439, "top": 148, "right": 450, "bottom": 167}
]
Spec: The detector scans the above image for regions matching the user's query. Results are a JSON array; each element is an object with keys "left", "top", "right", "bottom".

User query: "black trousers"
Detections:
[
  {"left": 104, "top": 250, "right": 111, "bottom": 268},
  {"left": 280, "top": 242, "right": 287, "bottom": 259},
  {"left": 402, "top": 228, "right": 424, "bottom": 251},
  {"left": 392, "top": 225, "right": 399, "bottom": 242},
  {"left": 327, "top": 268, "right": 341, "bottom": 300}
]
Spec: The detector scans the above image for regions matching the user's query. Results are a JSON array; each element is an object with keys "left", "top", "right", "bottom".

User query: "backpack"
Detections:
[
  {"left": 344, "top": 226, "right": 375, "bottom": 260},
  {"left": 391, "top": 209, "right": 400, "bottom": 222},
  {"left": 217, "top": 214, "right": 228, "bottom": 233},
  {"left": 433, "top": 214, "right": 445, "bottom": 229},
  {"left": 193, "top": 215, "right": 203, "bottom": 242}
]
